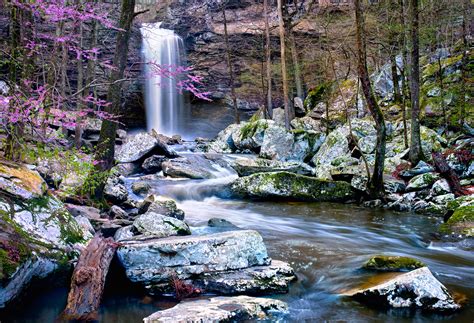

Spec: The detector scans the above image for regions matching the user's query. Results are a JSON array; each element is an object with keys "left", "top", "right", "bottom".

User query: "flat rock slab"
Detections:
[
  {"left": 117, "top": 230, "right": 270, "bottom": 285},
  {"left": 143, "top": 296, "right": 288, "bottom": 323},
  {"left": 232, "top": 158, "right": 313, "bottom": 177},
  {"left": 190, "top": 260, "right": 296, "bottom": 295},
  {"left": 346, "top": 267, "right": 461, "bottom": 311}
]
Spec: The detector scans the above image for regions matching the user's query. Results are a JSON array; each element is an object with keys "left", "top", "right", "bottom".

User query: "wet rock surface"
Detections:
[
  {"left": 347, "top": 267, "right": 461, "bottom": 312},
  {"left": 143, "top": 296, "right": 288, "bottom": 323}
]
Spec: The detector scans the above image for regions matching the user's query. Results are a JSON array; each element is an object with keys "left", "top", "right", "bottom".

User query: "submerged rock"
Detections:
[
  {"left": 231, "top": 172, "right": 356, "bottom": 202},
  {"left": 143, "top": 296, "right": 288, "bottom": 323},
  {"left": 117, "top": 230, "right": 270, "bottom": 287},
  {"left": 232, "top": 158, "right": 313, "bottom": 177},
  {"left": 363, "top": 255, "right": 426, "bottom": 272},
  {"left": 347, "top": 267, "right": 461, "bottom": 311}
]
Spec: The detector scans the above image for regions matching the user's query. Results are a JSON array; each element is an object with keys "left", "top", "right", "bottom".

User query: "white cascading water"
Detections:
[{"left": 141, "top": 22, "right": 188, "bottom": 136}]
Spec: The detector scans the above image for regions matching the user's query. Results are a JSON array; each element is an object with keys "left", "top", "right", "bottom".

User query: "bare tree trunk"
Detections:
[
  {"left": 460, "top": 0, "right": 472, "bottom": 125},
  {"left": 277, "top": 0, "right": 293, "bottom": 129},
  {"left": 390, "top": 53, "right": 401, "bottom": 103},
  {"left": 400, "top": 0, "right": 409, "bottom": 149},
  {"left": 289, "top": 30, "right": 303, "bottom": 99},
  {"left": 355, "top": 0, "right": 387, "bottom": 198},
  {"left": 264, "top": 0, "right": 273, "bottom": 119},
  {"left": 222, "top": 5, "right": 240, "bottom": 124},
  {"left": 94, "top": 0, "right": 135, "bottom": 175},
  {"left": 63, "top": 235, "right": 118, "bottom": 321},
  {"left": 408, "top": 0, "right": 424, "bottom": 165},
  {"left": 75, "top": 0, "right": 84, "bottom": 149}
]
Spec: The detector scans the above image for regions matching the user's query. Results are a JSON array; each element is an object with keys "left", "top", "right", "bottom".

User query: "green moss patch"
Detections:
[
  {"left": 363, "top": 255, "right": 426, "bottom": 272},
  {"left": 440, "top": 205, "right": 474, "bottom": 237}
]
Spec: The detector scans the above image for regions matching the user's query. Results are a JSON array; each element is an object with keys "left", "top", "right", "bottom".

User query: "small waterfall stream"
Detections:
[{"left": 141, "top": 22, "right": 188, "bottom": 136}]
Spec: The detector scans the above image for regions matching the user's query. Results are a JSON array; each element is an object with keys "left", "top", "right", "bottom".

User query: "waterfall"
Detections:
[{"left": 141, "top": 22, "right": 188, "bottom": 137}]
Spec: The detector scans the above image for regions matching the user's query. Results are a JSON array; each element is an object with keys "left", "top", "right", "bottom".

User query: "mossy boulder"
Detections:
[
  {"left": 406, "top": 172, "right": 440, "bottom": 191},
  {"left": 231, "top": 158, "right": 313, "bottom": 177},
  {"left": 0, "top": 160, "right": 47, "bottom": 200},
  {"left": 304, "top": 83, "right": 331, "bottom": 110},
  {"left": 231, "top": 171, "right": 357, "bottom": 202},
  {"left": 440, "top": 205, "right": 474, "bottom": 237},
  {"left": 363, "top": 255, "right": 426, "bottom": 272}
]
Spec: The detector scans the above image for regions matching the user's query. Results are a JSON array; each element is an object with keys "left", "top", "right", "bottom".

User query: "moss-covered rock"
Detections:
[
  {"left": 440, "top": 205, "right": 474, "bottom": 237},
  {"left": 0, "top": 160, "right": 47, "bottom": 200},
  {"left": 363, "top": 255, "right": 426, "bottom": 272},
  {"left": 304, "top": 83, "right": 331, "bottom": 110},
  {"left": 406, "top": 172, "right": 440, "bottom": 191},
  {"left": 231, "top": 171, "right": 357, "bottom": 202}
]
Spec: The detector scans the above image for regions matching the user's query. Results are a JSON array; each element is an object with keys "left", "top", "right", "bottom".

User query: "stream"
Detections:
[{"left": 3, "top": 151, "right": 474, "bottom": 322}]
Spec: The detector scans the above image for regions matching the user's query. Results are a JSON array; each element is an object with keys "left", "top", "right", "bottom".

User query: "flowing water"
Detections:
[{"left": 3, "top": 153, "right": 473, "bottom": 322}]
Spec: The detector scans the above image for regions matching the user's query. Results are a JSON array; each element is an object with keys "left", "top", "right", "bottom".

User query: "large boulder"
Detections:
[
  {"left": 406, "top": 173, "right": 440, "bottom": 191},
  {"left": 133, "top": 212, "right": 191, "bottom": 238},
  {"left": 162, "top": 156, "right": 216, "bottom": 179},
  {"left": 117, "top": 230, "right": 270, "bottom": 288},
  {"left": 115, "top": 132, "right": 177, "bottom": 163},
  {"left": 346, "top": 267, "right": 461, "bottom": 311},
  {"left": 143, "top": 296, "right": 288, "bottom": 323},
  {"left": 208, "top": 124, "right": 240, "bottom": 153},
  {"left": 231, "top": 158, "right": 313, "bottom": 177},
  {"left": 103, "top": 176, "right": 128, "bottom": 204},
  {"left": 231, "top": 172, "right": 356, "bottom": 202},
  {"left": 363, "top": 255, "right": 426, "bottom": 272},
  {"left": 259, "top": 125, "right": 295, "bottom": 161},
  {"left": 141, "top": 155, "right": 166, "bottom": 174},
  {"left": 311, "top": 128, "right": 350, "bottom": 179}
]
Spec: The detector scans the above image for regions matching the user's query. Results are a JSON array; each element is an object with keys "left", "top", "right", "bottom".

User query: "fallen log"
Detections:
[
  {"left": 62, "top": 234, "right": 118, "bottom": 321},
  {"left": 432, "top": 152, "right": 467, "bottom": 197}
]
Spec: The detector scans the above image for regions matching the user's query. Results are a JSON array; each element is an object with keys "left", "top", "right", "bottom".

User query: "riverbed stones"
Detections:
[
  {"left": 347, "top": 267, "right": 461, "bottom": 311},
  {"left": 231, "top": 172, "right": 356, "bottom": 202},
  {"left": 232, "top": 158, "right": 313, "bottom": 177},
  {"left": 117, "top": 230, "right": 270, "bottom": 286},
  {"left": 363, "top": 255, "right": 426, "bottom": 272},
  {"left": 143, "top": 296, "right": 288, "bottom": 323},
  {"left": 131, "top": 181, "right": 151, "bottom": 195},
  {"left": 133, "top": 212, "right": 191, "bottom": 238}
]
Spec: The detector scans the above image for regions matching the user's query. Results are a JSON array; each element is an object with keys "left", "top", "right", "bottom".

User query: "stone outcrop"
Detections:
[
  {"left": 143, "top": 296, "right": 288, "bottom": 323},
  {"left": 231, "top": 158, "right": 313, "bottom": 177},
  {"left": 346, "top": 267, "right": 461, "bottom": 311}
]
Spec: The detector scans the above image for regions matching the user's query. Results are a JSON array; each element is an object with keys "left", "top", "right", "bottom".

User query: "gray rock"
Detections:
[
  {"left": 75, "top": 215, "right": 95, "bottom": 238},
  {"left": 231, "top": 172, "right": 356, "bottom": 202},
  {"left": 232, "top": 158, "right": 313, "bottom": 177},
  {"left": 399, "top": 161, "right": 435, "bottom": 179},
  {"left": 431, "top": 179, "right": 451, "bottom": 196},
  {"left": 0, "top": 257, "right": 58, "bottom": 309},
  {"left": 432, "top": 193, "right": 455, "bottom": 205},
  {"left": 208, "top": 124, "right": 240, "bottom": 153},
  {"left": 110, "top": 205, "right": 129, "bottom": 219},
  {"left": 142, "top": 155, "right": 166, "bottom": 174},
  {"left": 138, "top": 195, "right": 185, "bottom": 220},
  {"left": 260, "top": 125, "right": 294, "bottom": 161},
  {"left": 114, "top": 225, "right": 136, "bottom": 242},
  {"left": 117, "top": 230, "right": 270, "bottom": 286},
  {"left": 113, "top": 162, "right": 141, "bottom": 176},
  {"left": 358, "top": 135, "right": 376, "bottom": 154},
  {"left": 272, "top": 107, "right": 286, "bottom": 125},
  {"left": 115, "top": 132, "right": 160, "bottom": 163},
  {"left": 347, "top": 267, "right": 461, "bottom": 311},
  {"left": 143, "top": 296, "right": 288, "bottom": 323},
  {"left": 133, "top": 212, "right": 191, "bottom": 238},
  {"left": 406, "top": 173, "right": 440, "bottom": 191},
  {"left": 208, "top": 218, "right": 239, "bottom": 229},
  {"left": 131, "top": 181, "right": 151, "bottom": 195},
  {"left": 162, "top": 156, "right": 215, "bottom": 179},
  {"left": 188, "top": 260, "right": 295, "bottom": 296},
  {"left": 312, "top": 128, "right": 350, "bottom": 179},
  {"left": 65, "top": 204, "right": 102, "bottom": 221},
  {"left": 104, "top": 177, "right": 128, "bottom": 204},
  {"left": 0, "top": 161, "right": 47, "bottom": 200}
]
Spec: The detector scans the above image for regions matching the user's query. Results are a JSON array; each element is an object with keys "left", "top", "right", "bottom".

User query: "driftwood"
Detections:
[
  {"left": 432, "top": 152, "right": 466, "bottom": 197},
  {"left": 63, "top": 234, "right": 118, "bottom": 321}
]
